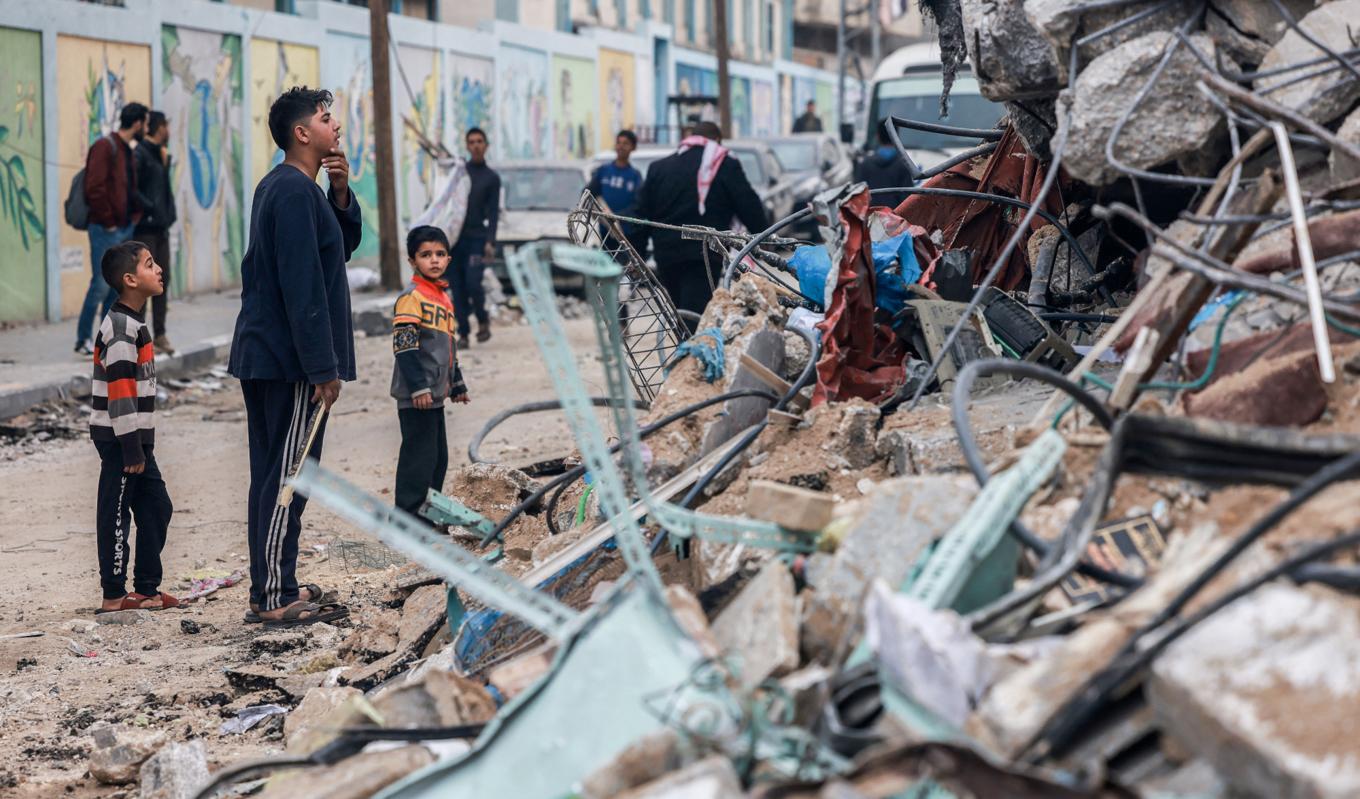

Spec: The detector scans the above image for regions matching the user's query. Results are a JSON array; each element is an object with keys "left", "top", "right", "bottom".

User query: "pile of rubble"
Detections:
[{"left": 170, "top": 1, "right": 1360, "bottom": 797}]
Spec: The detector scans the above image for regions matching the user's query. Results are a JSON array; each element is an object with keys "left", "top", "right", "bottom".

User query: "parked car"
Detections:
[
  {"left": 593, "top": 140, "right": 796, "bottom": 232},
  {"left": 490, "top": 160, "right": 594, "bottom": 294},
  {"left": 766, "top": 132, "right": 855, "bottom": 235}
]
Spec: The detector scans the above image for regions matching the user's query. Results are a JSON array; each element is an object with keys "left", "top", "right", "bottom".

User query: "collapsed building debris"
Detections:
[{"left": 42, "top": 3, "right": 1354, "bottom": 797}]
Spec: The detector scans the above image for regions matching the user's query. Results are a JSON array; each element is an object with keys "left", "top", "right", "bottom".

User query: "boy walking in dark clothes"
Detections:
[
  {"left": 91, "top": 241, "right": 180, "bottom": 613},
  {"left": 392, "top": 226, "right": 470, "bottom": 515},
  {"left": 450, "top": 127, "right": 500, "bottom": 348},
  {"left": 228, "top": 87, "right": 359, "bottom": 628}
]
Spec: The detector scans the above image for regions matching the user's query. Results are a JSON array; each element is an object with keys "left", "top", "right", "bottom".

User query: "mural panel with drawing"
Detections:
[
  {"left": 597, "top": 48, "right": 635, "bottom": 151},
  {"left": 249, "top": 38, "right": 319, "bottom": 189},
  {"left": 751, "top": 79, "right": 774, "bottom": 138},
  {"left": 729, "top": 75, "right": 750, "bottom": 138},
  {"left": 447, "top": 53, "right": 492, "bottom": 146},
  {"left": 395, "top": 44, "right": 440, "bottom": 227},
  {"left": 323, "top": 31, "right": 378, "bottom": 261},
  {"left": 0, "top": 26, "right": 46, "bottom": 323},
  {"left": 56, "top": 35, "right": 152, "bottom": 316},
  {"left": 161, "top": 26, "right": 244, "bottom": 295},
  {"left": 551, "top": 55, "right": 595, "bottom": 160},
  {"left": 674, "top": 62, "right": 718, "bottom": 129},
  {"left": 497, "top": 45, "right": 549, "bottom": 160}
]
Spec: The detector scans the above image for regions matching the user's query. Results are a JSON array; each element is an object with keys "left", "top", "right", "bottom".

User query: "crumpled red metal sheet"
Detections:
[
  {"left": 813, "top": 187, "right": 909, "bottom": 406},
  {"left": 893, "top": 125, "right": 1066, "bottom": 291}
]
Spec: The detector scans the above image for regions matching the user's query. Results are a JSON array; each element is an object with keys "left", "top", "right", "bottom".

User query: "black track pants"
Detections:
[
  {"left": 395, "top": 406, "right": 448, "bottom": 515},
  {"left": 94, "top": 442, "right": 172, "bottom": 600}
]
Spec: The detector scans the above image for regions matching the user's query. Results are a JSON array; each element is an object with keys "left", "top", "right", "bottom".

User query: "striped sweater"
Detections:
[{"left": 90, "top": 303, "right": 157, "bottom": 464}]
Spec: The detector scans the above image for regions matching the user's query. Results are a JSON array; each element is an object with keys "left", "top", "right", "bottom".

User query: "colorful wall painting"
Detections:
[
  {"left": 815, "top": 79, "right": 834, "bottom": 131},
  {"left": 497, "top": 45, "right": 549, "bottom": 160},
  {"left": 597, "top": 48, "right": 636, "bottom": 151},
  {"left": 0, "top": 26, "right": 47, "bottom": 323},
  {"left": 729, "top": 75, "right": 750, "bottom": 138},
  {"left": 395, "top": 44, "right": 440, "bottom": 227},
  {"left": 56, "top": 35, "right": 152, "bottom": 316},
  {"left": 323, "top": 31, "right": 378, "bottom": 261},
  {"left": 447, "top": 53, "right": 493, "bottom": 147},
  {"left": 674, "top": 62, "right": 718, "bottom": 127},
  {"left": 161, "top": 25, "right": 244, "bottom": 295},
  {"left": 248, "top": 38, "right": 319, "bottom": 189},
  {"left": 750, "top": 79, "right": 774, "bottom": 138},
  {"left": 551, "top": 54, "right": 595, "bottom": 160}
]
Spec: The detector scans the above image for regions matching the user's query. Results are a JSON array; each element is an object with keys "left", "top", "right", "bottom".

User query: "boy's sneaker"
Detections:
[
  {"left": 154, "top": 335, "right": 176, "bottom": 356},
  {"left": 476, "top": 327, "right": 492, "bottom": 343},
  {"left": 74, "top": 340, "right": 94, "bottom": 357},
  {"left": 457, "top": 335, "right": 470, "bottom": 349}
]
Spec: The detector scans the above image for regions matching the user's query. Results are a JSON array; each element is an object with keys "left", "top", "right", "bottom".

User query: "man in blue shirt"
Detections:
[{"left": 587, "top": 129, "right": 643, "bottom": 257}]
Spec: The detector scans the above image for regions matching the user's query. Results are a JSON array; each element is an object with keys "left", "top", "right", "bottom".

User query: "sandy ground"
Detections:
[{"left": 0, "top": 318, "right": 603, "bottom": 797}]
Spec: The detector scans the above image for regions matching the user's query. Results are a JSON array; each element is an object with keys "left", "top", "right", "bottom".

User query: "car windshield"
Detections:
[
  {"left": 730, "top": 149, "right": 766, "bottom": 184},
  {"left": 769, "top": 139, "right": 819, "bottom": 172},
  {"left": 869, "top": 74, "right": 1005, "bottom": 151},
  {"left": 500, "top": 167, "right": 584, "bottom": 211}
]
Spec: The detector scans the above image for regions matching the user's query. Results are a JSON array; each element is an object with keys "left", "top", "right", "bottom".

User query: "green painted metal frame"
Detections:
[{"left": 420, "top": 488, "right": 496, "bottom": 538}]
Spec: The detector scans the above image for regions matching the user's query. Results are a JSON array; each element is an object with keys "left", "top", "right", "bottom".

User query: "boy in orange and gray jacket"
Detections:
[{"left": 391, "top": 226, "right": 469, "bottom": 515}]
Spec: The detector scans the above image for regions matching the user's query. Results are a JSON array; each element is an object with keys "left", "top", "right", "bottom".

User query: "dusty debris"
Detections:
[
  {"left": 87, "top": 724, "right": 167, "bottom": 784},
  {"left": 710, "top": 560, "right": 801, "bottom": 689},
  {"left": 138, "top": 740, "right": 208, "bottom": 799},
  {"left": 260, "top": 745, "right": 435, "bottom": 799}
]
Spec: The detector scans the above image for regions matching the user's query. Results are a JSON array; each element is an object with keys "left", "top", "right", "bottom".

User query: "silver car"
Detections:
[{"left": 491, "top": 160, "right": 594, "bottom": 294}]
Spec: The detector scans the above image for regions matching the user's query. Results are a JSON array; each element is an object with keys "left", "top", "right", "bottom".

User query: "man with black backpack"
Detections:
[{"left": 73, "top": 102, "right": 147, "bottom": 357}]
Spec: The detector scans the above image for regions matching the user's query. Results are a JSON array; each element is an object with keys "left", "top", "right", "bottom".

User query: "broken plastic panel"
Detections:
[{"left": 420, "top": 489, "right": 496, "bottom": 538}]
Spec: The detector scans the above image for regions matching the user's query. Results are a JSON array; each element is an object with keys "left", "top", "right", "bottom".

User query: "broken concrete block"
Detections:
[
  {"left": 710, "top": 561, "right": 799, "bottom": 689},
  {"left": 340, "top": 584, "right": 448, "bottom": 690},
  {"left": 1332, "top": 106, "right": 1360, "bottom": 185},
  {"left": 777, "top": 664, "right": 836, "bottom": 727},
  {"left": 1182, "top": 350, "right": 1328, "bottom": 427},
  {"left": 371, "top": 669, "right": 496, "bottom": 729},
  {"left": 1255, "top": 0, "right": 1360, "bottom": 124},
  {"left": 223, "top": 664, "right": 288, "bottom": 694},
  {"left": 445, "top": 462, "right": 538, "bottom": 519},
  {"left": 745, "top": 479, "right": 835, "bottom": 532},
  {"left": 138, "top": 740, "right": 208, "bottom": 799},
  {"left": 961, "top": 0, "right": 1063, "bottom": 101},
  {"left": 94, "top": 609, "right": 150, "bottom": 626},
  {"left": 616, "top": 756, "right": 743, "bottom": 799},
  {"left": 250, "top": 632, "right": 309, "bottom": 658},
  {"left": 1027, "top": 0, "right": 1181, "bottom": 80},
  {"left": 262, "top": 745, "right": 435, "bottom": 799},
  {"left": 801, "top": 476, "right": 977, "bottom": 663},
  {"left": 284, "top": 686, "right": 364, "bottom": 754},
  {"left": 578, "top": 729, "right": 693, "bottom": 799},
  {"left": 339, "top": 608, "right": 401, "bottom": 663},
  {"left": 88, "top": 724, "right": 167, "bottom": 784},
  {"left": 1063, "top": 31, "right": 1226, "bottom": 186},
  {"left": 664, "top": 585, "right": 721, "bottom": 660},
  {"left": 1150, "top": 583, "right": 1360, "bottom": 799},
  {"left": 487, "top": 644, "right": 556, "bottom": 701}
]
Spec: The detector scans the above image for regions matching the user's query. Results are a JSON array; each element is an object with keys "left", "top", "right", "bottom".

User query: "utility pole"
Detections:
[
  {"left": 836, "top": 0, "right": 847, "bottom": 135},
  {"left": 369, "top": 0, "right": 403, "bottom": 291},
  {"left": 714, "top": 0, "right": 733, "bottom": 135}
]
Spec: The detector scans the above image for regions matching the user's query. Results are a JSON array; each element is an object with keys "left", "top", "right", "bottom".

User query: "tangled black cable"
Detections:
[{"left": 951, "top": 358, "right": 1143, "bottom": 589}]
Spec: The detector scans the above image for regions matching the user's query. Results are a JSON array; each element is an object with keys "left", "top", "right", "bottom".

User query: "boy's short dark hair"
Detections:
[
  {"left": 617, "top": 129, "right": 637, "bottom": 146},
  {"left": 406, "top": 225, "right": 450, "bottom": 259},
  {"left": 268, "top": 86, "right": 334, "bottom": 151},
  {"left": 146, "top": 110, "right": 168, "bottom": 137},
  {"left": 466, "top": 127, "right": 487, "bottom": 142},
  {"left": 101, "top": 241, "right": 149, "bottom": 292},
  {"left": 119, "top": 102, "right": 148, "bottom": 131}
]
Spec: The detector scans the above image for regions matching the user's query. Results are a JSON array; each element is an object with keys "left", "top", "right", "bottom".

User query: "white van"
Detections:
[{"left": 863, "top": 42, "right": 1006, "bottom": 163}]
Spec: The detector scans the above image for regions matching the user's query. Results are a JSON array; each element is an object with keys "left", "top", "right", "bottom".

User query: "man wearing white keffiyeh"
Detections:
[{"left": 634, "top": 122, "right": 768, "bottom": 321}]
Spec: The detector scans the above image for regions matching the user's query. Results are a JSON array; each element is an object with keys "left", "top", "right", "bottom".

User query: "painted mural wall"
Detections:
[
  {"left": 751, "top": 79, "right": 774, "bottom": 138},
  {"left": 675, "top": 62, "right": 718, "bottom": 127},
  {"left": 730, "top": 75, "right": 751, "bottom": 138},
  {"left": 597, "top": 48, "right": 635, "bottom": 150},
  {"left": 498, "top": 45, "right": 549, "bottom": 160},
  {"left": 56, "top": 35, "right": 152, "bottom": 317},
  {"left": 447, "top": 53, "right": 493, "bottom": 147},
  {"left": 0, "top": 26, "right": 47, "bottom": 323},
  {"left": 552, "top": 55, "right": 595, "bottom": 160},
  {"left": 161, "top": 25, "right": 244, "bottom": 295},
  {"left": 395, "top": 44, "right": 440, "bottom": 227},
  {"left": 249, "top": 38, "right": 320, "bottom": 189},
  {"left": 323, "top": 31, "right": 378, "bottom": 261}
]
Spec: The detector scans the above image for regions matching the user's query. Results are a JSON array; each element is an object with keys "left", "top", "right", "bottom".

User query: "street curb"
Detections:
[{"left": 0, "top": 294, "right": 395, "bottom": 421}]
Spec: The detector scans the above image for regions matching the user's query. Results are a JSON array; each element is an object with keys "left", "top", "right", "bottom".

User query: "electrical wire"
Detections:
[
  {"left": 1023, "top": 448, "right": 1360, "bottom": 761},
  {"left": 950, "top": 359, "right": 1143, "bottom": 589},
  {"left": 468, "top": 397, "right": 649, "bottom": 465},
  {"left": 476, "top": 388, "right": 780, "bottom": 546}
]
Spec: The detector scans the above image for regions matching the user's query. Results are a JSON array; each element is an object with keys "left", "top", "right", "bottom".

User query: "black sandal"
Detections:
[{"left": 261, "top": 601, "right": 350, "bottom": 629}]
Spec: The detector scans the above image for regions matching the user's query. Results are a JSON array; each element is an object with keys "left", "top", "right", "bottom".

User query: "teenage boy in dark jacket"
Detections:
[
  {"left": 391, "top": 226, "right": 469, "bottom": 516},
  {"left": 450, "top": 127, "right": 500, "bottom": 348},
  {"left": 133, "top": 111, "right": 178, "bottom": 353},
  {"left": 228, "top": 87, "right": 360, "bottom": 629}
]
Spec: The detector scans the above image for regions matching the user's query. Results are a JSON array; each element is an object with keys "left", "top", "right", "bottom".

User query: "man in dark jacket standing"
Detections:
[
  {"left": 451, "top": 127, "right": 500, "bottom": 349},
  {"left": 133, "top": 111, "right": 178, "bottom": 354},
  {"left": 228, "top": 87, "right": 360, "bottom": 628},
  {"left": 854, "top": 123, "right": 915, "bottom": 209},
  {"left": 793, "top": 101, "right": 823, "bottom": 134},
  {"left": 634, "top": 121, "right": 768, "bottom": 319},
  {"left": 75, "top": 102, "right": 147, "bottom": 355}
]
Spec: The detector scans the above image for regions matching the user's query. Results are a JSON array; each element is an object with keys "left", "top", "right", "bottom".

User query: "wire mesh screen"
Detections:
[{"left": 567, "top": 191, "right": 686, "bottom": 403}]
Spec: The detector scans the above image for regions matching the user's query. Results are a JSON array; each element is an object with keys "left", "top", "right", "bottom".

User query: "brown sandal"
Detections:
[
  {"left": 261, "top": 601, "right": 349, "bottom": 629},
  {"left": 96, "top": 592, "right": 181, "bottom": 613},
  {"left": 244, "top": 584, "right": 330, "bottom": 624}
]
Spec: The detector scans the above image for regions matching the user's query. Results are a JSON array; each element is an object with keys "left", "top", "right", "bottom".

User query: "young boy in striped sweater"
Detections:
[{"left": 90, "top": 241, "right": 179, "bottom": 613}]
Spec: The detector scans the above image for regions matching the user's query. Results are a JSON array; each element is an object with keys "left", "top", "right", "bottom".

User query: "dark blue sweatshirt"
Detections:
[{"left": 229, "top": 164, "right": 363, "bottom": 385}]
